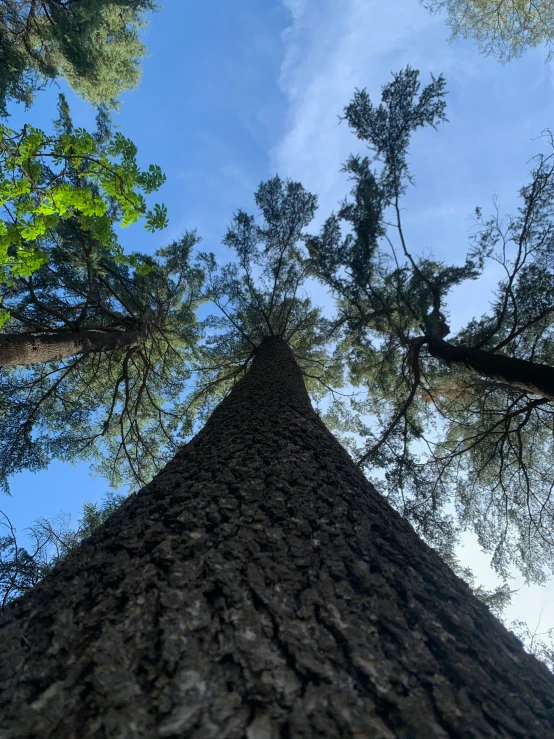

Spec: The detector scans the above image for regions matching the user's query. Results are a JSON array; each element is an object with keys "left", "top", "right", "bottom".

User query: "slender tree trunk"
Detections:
[
  {"left": 427, "top": 336, "right": 554, "bottom": 402},
  {"left": 0, "top": 328, "right": 145, "bottom": 367},
  {"left": 0, "top": 336, "right": 552, "bottom": 738}
]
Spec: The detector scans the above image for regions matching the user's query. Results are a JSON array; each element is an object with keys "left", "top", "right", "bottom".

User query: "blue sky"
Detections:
[{"left": 3, "top": 0, "right": 554, "bottom": 634}]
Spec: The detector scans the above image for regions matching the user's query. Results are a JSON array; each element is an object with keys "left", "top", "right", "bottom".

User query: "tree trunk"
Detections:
[
  {"left": 427, "top": 336, "right": 554, "bottom": 402},
  {"left": 0, "top": 336, "right": 552, "bottom": 738},
  {"left": 0, "top": 328, "right": 145, "bottom": 367}
]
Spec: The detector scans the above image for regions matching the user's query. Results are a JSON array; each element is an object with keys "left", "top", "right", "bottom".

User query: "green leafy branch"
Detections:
[{"left": 0, "top": 123, "right": 169, "bottom": 287}]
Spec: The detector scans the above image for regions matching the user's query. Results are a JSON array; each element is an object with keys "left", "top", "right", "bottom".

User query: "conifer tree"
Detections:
[
  {"left": 0, "top": 97, "right": 200, "bottom": 491},
  {"left": 422, "top": 0, "right": 554, "bottom": 62},
  {"left": 308, "top": 67, "right": 554, "bottom": 582},
  {"left": 0, "top": 0, "right": 157, "bottom": 115}
]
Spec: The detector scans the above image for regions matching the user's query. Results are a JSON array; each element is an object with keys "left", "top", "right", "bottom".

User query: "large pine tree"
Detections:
[
  {"left": 0, "top": 175, "right": 553, "bottom": 737},
  {"left": 0, "top": 335, "right": 553, "bottom": 737}
]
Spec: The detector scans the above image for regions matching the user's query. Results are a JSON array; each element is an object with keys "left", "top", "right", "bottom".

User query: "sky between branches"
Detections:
[{"left": 3, "top": 0, "right": 554, "bottom": 637}]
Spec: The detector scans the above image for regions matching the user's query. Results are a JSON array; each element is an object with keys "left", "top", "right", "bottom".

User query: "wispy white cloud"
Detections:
[
  {"left": 273, "top": 0, "right": 554, "bottom": 240},
  {"left": 272, "top": 0, "right": 554, "bottom": 324},
  {"left": 273, "top": 0, "right": 445, "bottom": 218}
]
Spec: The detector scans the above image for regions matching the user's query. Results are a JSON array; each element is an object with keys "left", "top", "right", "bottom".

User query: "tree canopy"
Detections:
[
  {"left": 0, "top": 0, "right": 157, "bottom": 115},
  {"left": 192, "top": 175, "right": 342, "bottom": 421},
  {"left": 307, "top": 66, "right": 554, "bottom": 584},
  {"left": 0, "top": 95, "right": 168, "bottom": 330},
  {"left": 422, "top": 0, "right": 554, "bottom": 62},
  {"left": 0, "top": 97, "right": 201, "bottom": 490},
  {"left": 0, "top": 230, "right": 204, "bottom": 491}
]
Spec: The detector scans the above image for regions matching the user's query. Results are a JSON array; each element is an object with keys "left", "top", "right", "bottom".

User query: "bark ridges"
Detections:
[{"left": 0, "top": 337, "right": 552, "bottom": 738}]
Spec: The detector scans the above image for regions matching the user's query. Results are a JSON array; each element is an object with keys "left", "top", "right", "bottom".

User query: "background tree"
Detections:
[
  {"left": 511, "top": 614, "right": 554, "bottom": 671},
  {"left": 0, "top": 0, "right": 157, "bottom": 116},
  {"left": 0, "top": 507, "right": 44, "bottom": 607},
  {"left": 421, "top": 0, "right": 554, "bottom": 62},
  {"left": 0, "top": 97, "right": 199, "bottom": 491},
  {"left": 308, "top": 67, "right": 554, "bottom": 584}
]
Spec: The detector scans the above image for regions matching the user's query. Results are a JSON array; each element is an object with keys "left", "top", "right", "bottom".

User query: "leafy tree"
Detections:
[
  {"left": 0, "top": 508, "right": 44, "bottom": 607},
  {"left": 0, "top": 95, "right": 168, "bottom": 311},
  {"left": 511, "top": 615, "right": 554, "bottom": 671},
  {"left": 308, "top": 67, "right": 554, "bottom": 583},
  {"left": 0, "top": 0, "right": 157, "bottom": 115},
  {"left": 440, "top": 548, "right": 514, "bottom": 616},
  {"left": 77, "top": 489, "right": 127, "bottom": 537},
  {"left": 422, "top": 0, "right": 554, "bottom": 62},
  {"left": 0, "top": 96, "right": 198, "bottom": 491}
]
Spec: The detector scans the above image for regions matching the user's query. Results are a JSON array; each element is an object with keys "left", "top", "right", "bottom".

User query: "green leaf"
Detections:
[{"left": 0, "top": 117, "right": 169, "bottom": 281}]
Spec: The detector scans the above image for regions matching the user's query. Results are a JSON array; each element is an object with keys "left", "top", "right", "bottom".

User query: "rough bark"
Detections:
[
  {"left": 0, "top": 336, "right": 553, "bottom": 738},
  {"left": 0, "top": 328, "right": 144, "bottom": 367},
  {"left": 427, "top": 336, "right": 554, "bottom": 402}
]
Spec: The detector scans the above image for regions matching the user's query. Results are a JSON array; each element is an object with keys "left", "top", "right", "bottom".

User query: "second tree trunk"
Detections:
[{"left": 0, "top": 327, "right": 145, "bottom": 367}]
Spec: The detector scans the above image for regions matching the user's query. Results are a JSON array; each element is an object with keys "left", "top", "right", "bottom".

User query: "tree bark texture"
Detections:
[
  {"left": 427, "top": 337, "right": 554, "bottom": 402},
  {"left": 0, "top": 328, "right": 145, "bottom": 367},
  {"left": 0, "top": 336, "right": 552, "bottom": 738}
]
